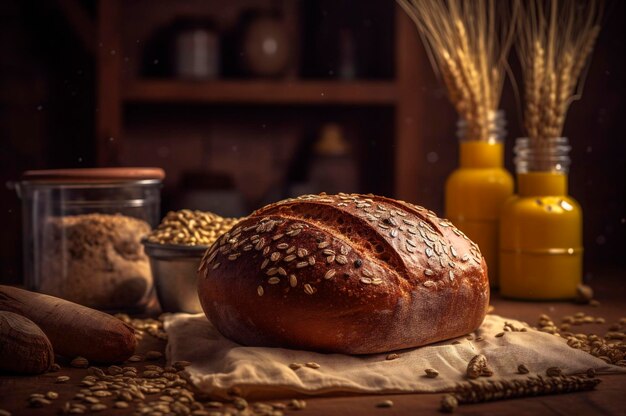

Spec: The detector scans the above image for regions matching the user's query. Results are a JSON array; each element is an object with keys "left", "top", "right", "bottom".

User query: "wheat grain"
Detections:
[
  {"left": 397, "top": 0, "right": 517, "bottom": 141},
  {"left": 441, "top": 51, "right": 471, "bottom": 117},
  {"left": 554, "top": 50, "right": 574, "bottom": 134},
  {"left": 517, "top": 0, "right": 603, "bottom": 144},
  {"left": 452, "top": 375, "right": 600, "bottom": 406},
  {"left": 569, "top": 26, "right": 600, "bottom": 95},
  {"left": 525, "top": 41, "right": 544, "bottom": 140}
]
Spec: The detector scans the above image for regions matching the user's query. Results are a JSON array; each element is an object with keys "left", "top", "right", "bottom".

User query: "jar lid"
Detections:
[{"left": 21, "top": 168, "right": 165, "bottom": 184}]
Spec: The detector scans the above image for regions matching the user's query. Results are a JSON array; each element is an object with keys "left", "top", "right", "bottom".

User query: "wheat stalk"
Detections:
[
  {"left": 517, "top": 0, "right": 603, "bottom": 145},
  {"left": 568, "top": 25, "right": 601, "bottom": 102},
  {"left": 451, "top": 375, "right": 601, "bottom": 406},
  {"left": 397, "top": 0, "right": 518, "bottom": 141},
  {"left": 524, "top": 41, "right": 544, "bottom": 141}
]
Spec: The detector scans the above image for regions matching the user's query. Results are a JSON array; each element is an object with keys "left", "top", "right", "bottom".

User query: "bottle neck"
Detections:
[
  {"left": 459, "top": 141, "right": 504, "bottom": 168},
  {"left": 457, "top": 110, "right": 506, "bottom": 168},
  {"left": 518, "top": 172, "right": 568, "bottom": 196},
  {"left": 514, "top": 137, "right": 571, "bottom": 196}
]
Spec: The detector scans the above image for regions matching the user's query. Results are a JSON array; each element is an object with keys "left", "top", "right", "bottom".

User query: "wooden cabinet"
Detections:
[{"left": 95, "top": 0, "right": 441, "bottom": 210}]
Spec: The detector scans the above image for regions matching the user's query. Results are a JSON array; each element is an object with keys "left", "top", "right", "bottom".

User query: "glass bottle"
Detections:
[
  {"left": 499, "top": 137, "right": 582, "bottom": 299},
  {"left": 445, "top": 110, "right": 514, "bottom": 288}
]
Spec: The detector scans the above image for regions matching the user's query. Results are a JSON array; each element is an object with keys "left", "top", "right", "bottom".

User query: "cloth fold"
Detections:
[{"left": 164, "top": 313, "right": 624, "bottom": 399}]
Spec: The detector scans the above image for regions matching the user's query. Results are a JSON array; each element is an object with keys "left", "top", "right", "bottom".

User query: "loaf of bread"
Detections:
[{"left": 198, "top": 193, "right": 489, "bottom": 354}]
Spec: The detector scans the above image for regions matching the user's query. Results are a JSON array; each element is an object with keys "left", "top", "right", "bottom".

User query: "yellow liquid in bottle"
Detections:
[
  {"left": 445, "top": 141, "right": 514, "bottom": 287},
  {"left": 499, "top": 172, "right": 582, "bottom": 299}
]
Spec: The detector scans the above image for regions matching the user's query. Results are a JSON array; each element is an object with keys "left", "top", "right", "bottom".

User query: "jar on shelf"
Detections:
[
  {"left": 14, "top": 168, "right": 164, "bottom": 312},
  {"left": 309, "top": 123, "right": 359, "bottom": 194},
  {"left": 240, "top": 11, "right": 290, "bottom": 77},
  {"left": 445, "top": 110, "right": 514, "bottom": 288},
  {"left": 499, "top": 137, "right": 582, "bottom": 299},
  {"left": 173, "top": 18, "right": 220, "bottom": 80}
]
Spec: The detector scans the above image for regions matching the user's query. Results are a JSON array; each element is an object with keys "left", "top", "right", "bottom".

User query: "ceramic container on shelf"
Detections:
[
  {"left": 445, "top": 110, "right": 514, "bottom": 288},
  {"left": 240, "top": 12, "right": 290, "bottom": 77},
  {"left": 309, "top": 123, "right": 359, "bottom": 195},
  {"left": 499, "top": 137, "right": 582, "bottom": 299}
]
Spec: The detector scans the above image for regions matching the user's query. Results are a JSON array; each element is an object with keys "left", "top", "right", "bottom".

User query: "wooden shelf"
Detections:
[
  {"left": 122, "top": 80, "right": 398, "bottom": 105},
  {"left": 97, "top": 1, "right": 429, "bottom": 205}
]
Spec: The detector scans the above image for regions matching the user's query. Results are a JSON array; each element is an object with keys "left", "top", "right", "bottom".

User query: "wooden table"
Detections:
[{"left": 1, "top": 272, "right": 624, "bottom": 415}]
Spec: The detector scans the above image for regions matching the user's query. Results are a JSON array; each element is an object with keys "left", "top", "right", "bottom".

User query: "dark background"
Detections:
[{"left": 1, "top": 0, "right": 624, "bottom": 285}]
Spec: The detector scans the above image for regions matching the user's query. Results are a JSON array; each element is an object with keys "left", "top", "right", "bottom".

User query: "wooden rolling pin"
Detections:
[{"left": 0, "top": 286, "right": 136, "bottom": 363}]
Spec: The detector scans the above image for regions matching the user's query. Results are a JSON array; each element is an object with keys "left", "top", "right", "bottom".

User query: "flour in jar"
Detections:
[{"left": 40, "top": 213, "right": 152, "bottom": 310}]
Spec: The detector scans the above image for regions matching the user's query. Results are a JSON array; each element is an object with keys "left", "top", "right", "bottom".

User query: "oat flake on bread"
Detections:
[{"left": 198, "top": 193, "right": 489, "bottom": 354}]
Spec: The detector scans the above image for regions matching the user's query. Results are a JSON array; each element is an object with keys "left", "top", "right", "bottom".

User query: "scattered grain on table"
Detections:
[
  {"left": 70, "top": 357, "right": 89, "bottom": 369},
  {"left": 145, "top": 350, "right": 163, "bottom": 360},
  {"left": 424, "top": 368, "right": 439, "bottom": 378},
  {"left": 376, "top": 399, "right": 394, "bottom": 408},
  {"left": 440, "top": 395, "right": 458, "bottom": 413}
]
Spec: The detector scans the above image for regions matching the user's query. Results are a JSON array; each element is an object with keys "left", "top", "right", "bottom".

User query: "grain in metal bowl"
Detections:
[{"left": 143, "top": 210, "right": 240, "bottom": 313}]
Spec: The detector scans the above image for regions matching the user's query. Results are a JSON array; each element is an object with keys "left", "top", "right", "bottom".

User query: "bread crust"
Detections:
[{"left": 198, "top": 193, "right": 489, "bottom": 354}]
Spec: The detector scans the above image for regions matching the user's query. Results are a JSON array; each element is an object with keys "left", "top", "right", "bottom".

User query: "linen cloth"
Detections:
[{"left": 164, "top": 313, "right": 625, "bottom": 399}]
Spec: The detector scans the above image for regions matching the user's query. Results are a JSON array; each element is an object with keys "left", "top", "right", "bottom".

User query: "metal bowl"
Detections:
[{"left": 142, "top": 240, "right": 208, "bottom": 313}]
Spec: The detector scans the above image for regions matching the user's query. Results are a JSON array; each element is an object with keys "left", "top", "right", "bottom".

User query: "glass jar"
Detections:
[
  {"left": 15, "top": 168, "right": 164, "bottom": 312},
  {"left": 445, "top": 110, "right": 514, "bottom": 288},
  {"left": 173, "top": 18, "right": 220, "bottom": 80},
  {"left": 499, "top": 138, "right": 582, "bottom": 299}
]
